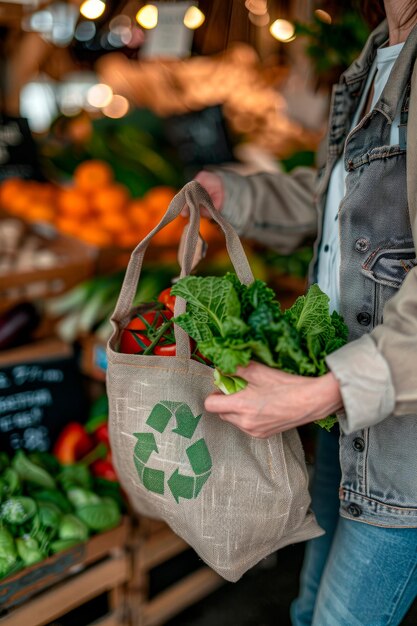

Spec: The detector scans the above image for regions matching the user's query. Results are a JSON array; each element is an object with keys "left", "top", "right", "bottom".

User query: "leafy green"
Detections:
[
  {"left": 172, "top": 274, "right": 348, "bottom": 430},
  {"left": 0, "top": 450, "right": 124, "bottom": 581}
]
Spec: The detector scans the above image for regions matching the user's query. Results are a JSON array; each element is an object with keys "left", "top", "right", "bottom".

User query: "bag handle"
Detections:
[{"left": 110, "top": 180, "right": 254, "bottom": 357}]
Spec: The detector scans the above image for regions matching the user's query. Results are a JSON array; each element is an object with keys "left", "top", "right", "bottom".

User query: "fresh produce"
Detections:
[
  {"left": 0, "top": 450, "right": 123, "bottom": 581},
  {"left": 45, "top": 266, "right": 177, "bottom": 344},
  {"left": 171, "top": 275, "right": 349, "bottom": 431},
  {"left": 157, "top": 287, "right": 176, "bottom": 313},
  {"left": 119, "top": 296, "right": 208, "bottom": 364},
  {"left": 120, "top": 309, "right": 174, "bottom": 355},
  {"left": 53, "top": 423, "right": 94, "bottom": 465},
  {"left": 0, "top": 302, "right": 40, "bottom": 350},
  {"left": 0, "top": 157, "right": 223, "bottom": 252}
]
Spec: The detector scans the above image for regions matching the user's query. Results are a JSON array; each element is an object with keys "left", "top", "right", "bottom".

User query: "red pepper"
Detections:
[
  {"left": 94, "top": 422, "right": 110, "bottom": 446},
  {"left": 53, "top": 422, "right": 93, "bottom": 465},
  {"left": 90, "top": 458, "right": 118, "bottom": 482},
  {"left": 157, "top": 287, "right": 176, "bottom": 313}
]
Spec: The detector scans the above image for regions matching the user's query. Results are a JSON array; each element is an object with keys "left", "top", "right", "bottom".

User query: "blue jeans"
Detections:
[{"left": 291, "top": 428, "right": 417, "bottom": 626}]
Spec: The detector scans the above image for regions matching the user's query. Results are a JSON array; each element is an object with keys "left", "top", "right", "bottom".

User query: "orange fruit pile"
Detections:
[{"left": 0, "top": 160, "right": 222, "bottom": 250}]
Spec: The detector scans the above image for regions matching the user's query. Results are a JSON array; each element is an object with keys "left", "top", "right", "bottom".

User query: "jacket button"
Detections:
[
  {"left": 353, "top": 437, "right": 365, "bottom": 451},
  {"left": 355, "top": 237, "right": 370, "bottom": 252},
  {"left": 357, "top": 311, "right": 371, "bottom": 325},
  {"left": 347, "top": 504, "right": 362, "bottom": 517}
]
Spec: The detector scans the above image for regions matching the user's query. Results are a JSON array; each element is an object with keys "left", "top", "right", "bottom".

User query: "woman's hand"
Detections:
[
  {"left": 204, "top": 362, "right": 343, "bottom": 438},
  {"left": 182, "top": 171, "right": 225, "bottom": 217}
]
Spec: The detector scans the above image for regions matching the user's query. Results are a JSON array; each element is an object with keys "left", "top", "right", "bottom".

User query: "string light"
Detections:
[
  {"left": 184, "top": 6, "right": 205, "bottom": 29},
  {"left": 87, "top": 83, "right": 113, "bottom": 108},
  {"left": 269, "top": 19, "right": 296, "bottom": 42},
  {"left": 103, "top": 95, "right": 130, "bottom": 118},
  {"left": 80, "top": 0, "right": 106, "bottom": 20},
  {"left": 135, "top": 4, "right": 158, "bottom": 29}
]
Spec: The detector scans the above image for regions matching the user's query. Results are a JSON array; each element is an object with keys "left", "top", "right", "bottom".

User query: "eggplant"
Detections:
[{"left": 0, "top": 302, "right": 40, "bottom": 350}]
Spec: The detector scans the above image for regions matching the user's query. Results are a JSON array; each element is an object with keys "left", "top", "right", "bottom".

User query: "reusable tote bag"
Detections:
[{"left": 106, "top": 181, "right": 323, "bottom": 582}]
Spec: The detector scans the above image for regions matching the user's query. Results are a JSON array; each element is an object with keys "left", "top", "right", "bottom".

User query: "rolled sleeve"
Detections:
[{"left": 325, "top": 334, "right": 395, "bottom": 434}]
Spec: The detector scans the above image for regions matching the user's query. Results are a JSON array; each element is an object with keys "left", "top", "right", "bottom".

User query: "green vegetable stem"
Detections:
[
  {"left": 172, "top": 275, "right": 348, "bottom": 431},
  {"left": 12, "top": 451, "right": 55, "bottom": 490}
]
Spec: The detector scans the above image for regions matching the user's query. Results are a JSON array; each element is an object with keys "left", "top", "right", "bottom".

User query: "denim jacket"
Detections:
[{"left": 216, "top": 21, "right": 417, "bottom": 527}]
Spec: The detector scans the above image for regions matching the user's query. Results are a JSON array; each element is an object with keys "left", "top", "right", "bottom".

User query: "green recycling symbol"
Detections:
[{"left": 133, "top": 401, "right": 212, "bottom": 503}]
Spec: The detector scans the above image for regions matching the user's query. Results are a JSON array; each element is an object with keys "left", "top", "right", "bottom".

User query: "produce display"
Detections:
[
  {"left": 167, "top": 276, "right": 348, "bottom": 430},
  {"left": 46, "top": 265, "right": 178, "bottom": 344},
  {"left": 0, "top": 447, "right": 123, "bottom": 581},
  {"left": 53, "top": 395, "right": 118, "bottom": 483},
  {"left": 0, "top": 165, "right": 185, "bottom": 249}
]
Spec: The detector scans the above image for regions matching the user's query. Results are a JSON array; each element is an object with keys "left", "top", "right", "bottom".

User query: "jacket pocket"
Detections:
[{"left": 361, "top": 244, "right": 417, "bottom": 324}]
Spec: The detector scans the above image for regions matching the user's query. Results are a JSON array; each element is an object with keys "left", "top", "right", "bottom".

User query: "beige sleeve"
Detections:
[
  {"left": 216, "top": 168, "right": 318, "bottom": 254},
  {"left": 326, "top": 268, "right": 417, "bottom": 434}
]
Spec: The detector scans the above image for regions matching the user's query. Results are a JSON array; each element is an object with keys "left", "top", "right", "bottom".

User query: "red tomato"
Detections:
[
  {"left": 119, "top": 330, "right": 151, "bottom": 354},
  {"left": 90, "top": 459, "right": 118, "bottom": 482},
  {"left": 125, "top": 309, "right": 173, "bottom": 331},
  {"left": 192, "top": 350, "right": 212, "bottom": 365},
  {"left": 119, "top": 309, "right": 173, "bottom": 354},
  {"left": 154, "top": 343, "right": 176, "bottom": 356},
  {"left": 157, "top": 287, "right": 176, "bottom": 313}
]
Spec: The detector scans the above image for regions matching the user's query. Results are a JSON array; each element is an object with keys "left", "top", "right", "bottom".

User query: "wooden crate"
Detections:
[
  {"left": 0, "top": 519, "right": 131, "bottom": 626},
  {"left": 129, "top": 518, "right": 224, "bottom": 626},
  {"left": 0, "top": 216, "right": 96, "bottom": 312}
]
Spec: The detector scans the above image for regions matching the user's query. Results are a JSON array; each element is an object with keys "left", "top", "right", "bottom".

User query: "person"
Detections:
[{"left": 189, "top": 1, "right": 417, "bottom": 624}]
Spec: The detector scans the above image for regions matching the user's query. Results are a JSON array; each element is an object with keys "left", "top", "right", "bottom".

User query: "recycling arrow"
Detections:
[
  {"left": 172, "top": 404, "right": 202, "bottom": 439},
  {"left": 133, "top": 432, "right": 158, "bottom": 463},
  {"left": 133, "top": 432, "right": 164, "bottom": 494},
  {"left": 133, "top": 401, "right": 213, "bottom": 503}
]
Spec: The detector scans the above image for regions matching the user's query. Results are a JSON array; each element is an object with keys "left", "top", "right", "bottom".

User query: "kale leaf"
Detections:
[{"left": 171, "top": 275, "right": 348, "bottom": 430}]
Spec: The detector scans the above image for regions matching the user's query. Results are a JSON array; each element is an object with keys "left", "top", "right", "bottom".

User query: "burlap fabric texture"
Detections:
[{"left": 106, "top": 181, "right": 323, "bottom": 582}]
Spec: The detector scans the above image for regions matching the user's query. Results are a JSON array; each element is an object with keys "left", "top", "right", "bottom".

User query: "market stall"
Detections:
[{"left": 0, "top": 1, "right": 376, "bottom": 625}]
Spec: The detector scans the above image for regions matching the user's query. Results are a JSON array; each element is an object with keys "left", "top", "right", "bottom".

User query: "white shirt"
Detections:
[{"left": 316, "top": 42, "right": 404, "bottom": 313}]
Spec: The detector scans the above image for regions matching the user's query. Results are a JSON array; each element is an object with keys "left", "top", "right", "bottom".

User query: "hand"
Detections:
[
  {"left": 181, "top": 171, "right": 225, "bottom": 217},
  {"left": 204, "top": 362, "right": 343, "bottom": 438}
]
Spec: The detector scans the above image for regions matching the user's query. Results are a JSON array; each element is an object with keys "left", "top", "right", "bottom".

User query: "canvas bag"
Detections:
[{"left": 106, "top": 180, "right": 323, "bottom": 582}]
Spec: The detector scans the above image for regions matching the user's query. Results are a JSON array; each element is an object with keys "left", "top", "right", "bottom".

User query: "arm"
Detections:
[{"left": 202, "top": 167, "right": 318, "bottom": 255}]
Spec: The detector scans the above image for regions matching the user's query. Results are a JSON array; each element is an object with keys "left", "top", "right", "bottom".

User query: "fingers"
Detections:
[
  {"left": 235, "top": 362, "right": 300, "bottom": 386},
  {"left": 204, "top": 392, "right": 240, "bottom": 415}
]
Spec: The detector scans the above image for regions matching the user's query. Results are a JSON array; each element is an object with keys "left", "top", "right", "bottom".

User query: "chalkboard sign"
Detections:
[
  {"left": 165, "top": 105, "right": 235, "bottom": 174},
  {"left": 0, "top": 115, "right": 41, "bottom": 181},
  {"left": 0, "top": 339, "right": 87, "bottom": 453}
]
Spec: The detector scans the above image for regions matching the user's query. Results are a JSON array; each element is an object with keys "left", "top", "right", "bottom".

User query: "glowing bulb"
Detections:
[
  {"left": 315, "top": 9, "right": 332, "bottom": 24},
  {"left": 184, "top": 6, "right": 205, "bottom": 29},
  {"left": 269, "top": 19, "right": 295, "bottom": 42},
  {"left": 80, "top": 0, "right": 105, "bottom": 20},
  {"left": 135, "top": 5, "right": 158, "bottom": 29},
  {"left": 87, "top": 83, "right": 113, "bottom": 108},
  {"left": 103, "top": 95, "right": 129, "bottom": 119}
]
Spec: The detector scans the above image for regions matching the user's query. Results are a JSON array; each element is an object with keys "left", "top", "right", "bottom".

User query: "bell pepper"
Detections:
[
  {"left": 94, "top": 422, "right": 110, "bottom": 446},
  {"left": 90, "top": 458, "right": 118, "bottom": 482},
  {"left": 53, "top": 423, "right": 93, "bottom": 465}
]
